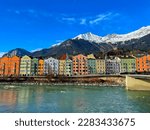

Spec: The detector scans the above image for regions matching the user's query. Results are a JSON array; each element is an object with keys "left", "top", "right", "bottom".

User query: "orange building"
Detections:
[
  {"left": 38, "top": 59, "right": 44, "bottom": 75},
  {"left": 72, "top": 54, "right": 88, "bottom": 75},
  {"left": 136, "top": 55, "right": 150, "bottom": 72},
  {"left": 0, "top": 56, "right": 20, "bottom": 76}
]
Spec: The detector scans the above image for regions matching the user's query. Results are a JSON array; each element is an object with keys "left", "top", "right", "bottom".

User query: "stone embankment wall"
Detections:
[{"left": 0, "top": 76, "right": 125, "bottom": 86}]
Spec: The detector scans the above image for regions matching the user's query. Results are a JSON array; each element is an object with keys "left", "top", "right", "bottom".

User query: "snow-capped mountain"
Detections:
[
  {"left": 73, "top": 32, "right": 103, "bottom": 43},
  {"left": 3, "top": 26, "right": 150, "bottom": 58},
  {"left": 73, "top": 26, "right": 150, "bottom": 44},
  {"left": 102, "top": 26, "right": 150, "bottom": 43}
]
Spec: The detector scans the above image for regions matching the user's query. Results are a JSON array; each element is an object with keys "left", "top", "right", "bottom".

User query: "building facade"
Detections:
[
  {"left": 72, "top": 54, "right": 88, "bottom": 75},
  {"left": 20, "top": 55, "right": 32, "bottom": 76},
  {"left": 65, "top": 59, "right": 73, "bottom": 76},
  {"left": 106, "top": 58, "right": 120, "bottom": 74},
  {"left": 96, "top": 59, "right": 106, "bottom": 74},
  {"left": 31, "top": 58, "right": 39, "bottom": 76},
  {"left": 87, "top": 54, "right": 96, "bottom": 74},
  {"left": 119, "top": 57, "right": 136, "bottom": 73},
  {"left": 136, "top": 55, "right": 150, "bottom": 72},
  {"left": 38, "top": 59, "right": 44, "bottom": 75},
  {"left": 0, "top": 56, "right": 20, "bottom": 76},
  {"left": 44, "top": 57, "right": 59, "bottom": 75},
  {"left": 58, "top": 54, "right": 67, "bottom": 76}
]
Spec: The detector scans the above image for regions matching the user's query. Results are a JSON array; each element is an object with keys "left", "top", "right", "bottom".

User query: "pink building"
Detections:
[{"left": 72, "top": 54, "right": 88, "bottom": 75}]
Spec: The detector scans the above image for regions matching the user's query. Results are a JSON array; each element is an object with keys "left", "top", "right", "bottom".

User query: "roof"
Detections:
[{"left": 59, "top": 54, "right": 67, "bottom": 60}]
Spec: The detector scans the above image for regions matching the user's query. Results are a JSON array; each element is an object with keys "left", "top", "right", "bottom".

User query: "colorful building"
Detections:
[
  {"left": 44, "top": 57, "right": 59, "bottom": 75},
  {"left": 59, "top": 54, "right": 67, "bottom": 76},
  {"left": 65, "top": 59, "right": 73, "bottom": 76},
  {"left": 0, "top": 56, "right": 20, "bottom": 76},
  {"left": 31, "top": 58, "right": 39, "bottom": 76},
  {"left": 20, "top": 55, "right": 32, "bottom": 76},
  {"left": 106, "top": 57, "right": 120, "bottom": 74},
  {"left": 87, "top": 54, "right": 96, "bottom": 74},
  {"left": 136, "top": 55, "right": 150, "bottom": 72},
  {"left": 72, "top": 54, "right": 88, "bottom": 75},
  {"left": 96, "top": 59, "right": 106, "bottom": 74},
  {"left": 38, "top": 59, "right": 44, "bottom": 75},
  {"left": 119, "top": 56, "right": 136, "bottom": 73}
]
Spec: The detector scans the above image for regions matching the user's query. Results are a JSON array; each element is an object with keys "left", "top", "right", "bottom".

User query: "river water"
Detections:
[{"left": 0, "top": 85, "right": 150, "bottom": 113}]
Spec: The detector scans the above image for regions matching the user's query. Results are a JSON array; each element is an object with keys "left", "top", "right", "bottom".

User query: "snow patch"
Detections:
[{"left": 73, "top": 26, "right": 150, "bottom": 44}]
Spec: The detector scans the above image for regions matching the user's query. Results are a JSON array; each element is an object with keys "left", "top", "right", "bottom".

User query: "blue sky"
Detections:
[{"left": 0, "top": 0, "right": 150, "bottom": 56}]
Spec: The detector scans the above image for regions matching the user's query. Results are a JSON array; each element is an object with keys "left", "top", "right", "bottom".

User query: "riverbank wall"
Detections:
[
  {"left": 126, "top": 76, "right": 150, "bottom": 90},
  {"left": 0, "top": 75, "right": 125, "bottom": 86}
]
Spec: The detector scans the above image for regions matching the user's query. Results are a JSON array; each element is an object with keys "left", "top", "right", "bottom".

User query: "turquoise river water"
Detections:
[{"left": 0, "top": 85, "right": 150, "bottom": 113}]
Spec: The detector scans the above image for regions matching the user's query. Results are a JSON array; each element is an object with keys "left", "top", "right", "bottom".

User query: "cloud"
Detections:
[
  {"left": 10, "top": 9, "right": 119, "bottom": 26},
  {"left": 89, "top": 12, "right": 114, "bottom": 25},
  {"left": 60, "top": 12, "right": 119, "bottom": 26},
  {"left": 31, "top": 48, "right": 42, "bottom": 52},
  {"left": 61, "top": 17, "right": 76, "bottom": 24},
  {"left": 15, "top": 10, "right": 21, "bottom": 15},
  {"left": 0, "top": 52, "right": 7, "bottom": 57},
  {"left": 80, "top": 18, "right": 87, "bottom": 25}
]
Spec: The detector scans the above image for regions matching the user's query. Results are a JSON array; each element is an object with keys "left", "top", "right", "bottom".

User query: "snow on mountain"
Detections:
[
  {"left": 73, "top": 26, "right": 150, "bottom": 44},
  {"left": 102, "top": 26, "right": 150, "bottom": 43},
  {"left": 73, "top": 32, "right": 103, "bottom": 43}
]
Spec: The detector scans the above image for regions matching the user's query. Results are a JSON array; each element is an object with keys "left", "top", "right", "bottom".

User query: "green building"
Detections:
[
  {"left": 119, "top": 56, "right": 136, "bottom": 73},
  {"left": 87, "top": 54, "right": 96, "bottom": 74},
  {"left": 31, "top": 58, "right": 39, "bottom": 76},
  {"left": 65, "top": 59, "right": 73, "bottom": 76}
]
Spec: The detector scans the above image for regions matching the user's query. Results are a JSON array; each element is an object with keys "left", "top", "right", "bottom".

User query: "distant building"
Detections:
[
  {"left": 87, "top": 54, "right": 96, "bottom": 74},
  {"left": 119, "top": 56, "right": 136, "bottom": 73},
  {"left": 20, "top": 55, "right": 32, "bottom": 76},
  {"left": 0, "top": 56, "right": 20, "bottom": 76},
  {"left": 96, "top": 59, "right": 106, "bottom": 74},
  {"left": 72, "top": 54, "right": 88, "bottom": 75},
  {"left": 38, "top": 59, "right": 44, "bottom": 75},
  {"left": 31, "top": 58, "right": 38, "bottom": 76},
  {"left": 44, "top": 57, "right": 59, "bottom": 75},
  {"left": 106, "top": 57, "right": 120, "bottom": 74},
  {"left": 136, "top": 55, "right": 150, "bottom": 72}
]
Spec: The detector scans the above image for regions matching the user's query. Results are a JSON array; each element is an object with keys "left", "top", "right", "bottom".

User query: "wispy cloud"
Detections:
[
  {"left": 60, "top": 12, "right": 119, "bottom": 25},
  {"left": 9, "top": 9, "right": 119, "bottom": 26},
  {"left": 15, "top": 10, "right": 21, "bottom": 15},
  {"left": 10, "top": 9, "right": 52, "bottom": 18},
  {"left": 80, "top": 18, "right": 87, "bottom": 25},
  {"left": 89, "top": 13, "right": 113, "bottom": 25},
  {"left": 61, "top": 17, "right": 76, "bottom": 24},
  {"left": 0, "top": 52, "right": 7, "bottom": 57}
]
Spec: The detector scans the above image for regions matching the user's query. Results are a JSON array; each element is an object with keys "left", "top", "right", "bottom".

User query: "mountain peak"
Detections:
[
  {"left": 3, "top": 48, "right": 32, "bottom": 57},
  {"left": 73, "top": 32, "right": 103, "bottom": 43},
  {"left": 101, "top": 25, "right": 150, "bottom": 43},
  {"left": 72, "top": 26, "right": 150, "bottom": 44}
]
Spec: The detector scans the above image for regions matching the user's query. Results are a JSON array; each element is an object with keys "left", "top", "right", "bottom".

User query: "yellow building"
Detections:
[
  {"left": 38, "top": 59, "right": 44, "bottom": 75},
  {"left": 20, "top": 55, "right": 32, "bottom": 76},
  {"left": 59, "top": 60, "right": 66, "bottom": 75},
  {"left": 96, "top": 59, "right": 106, "bottom": 74},
  {"left": 58, "top": 54, "right": 68, "bottom": 76}
]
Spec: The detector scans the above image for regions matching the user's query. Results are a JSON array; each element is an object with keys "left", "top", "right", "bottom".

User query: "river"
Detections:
[{"left": 0, "top": 85, "right": 150, "bottom": 113}]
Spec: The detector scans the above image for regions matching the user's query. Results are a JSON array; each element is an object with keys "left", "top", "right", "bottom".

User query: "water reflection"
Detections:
[
  {"left": 0, "top": 89, "right": 17, "bottom": 106},
  {"left": 0, "top": 85, "right": 150, "bottom": 113}
]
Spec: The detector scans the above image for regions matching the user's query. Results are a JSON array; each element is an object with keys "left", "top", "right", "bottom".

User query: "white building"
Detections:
[{"left": 44, "top": 57, "right": 59, "bottom": 75}]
